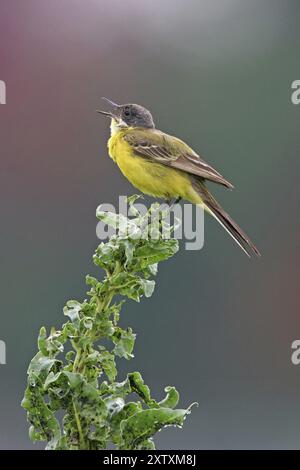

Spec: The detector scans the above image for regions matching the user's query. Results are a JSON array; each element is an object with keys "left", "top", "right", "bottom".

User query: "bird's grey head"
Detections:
[{"left": 97, "top": 98, "right": 155, "bottom": 129}]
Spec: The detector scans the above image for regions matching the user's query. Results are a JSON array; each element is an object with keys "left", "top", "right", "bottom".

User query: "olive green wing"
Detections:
[{"left": 123, "top": 129, "right": 234, "bottom": 189}]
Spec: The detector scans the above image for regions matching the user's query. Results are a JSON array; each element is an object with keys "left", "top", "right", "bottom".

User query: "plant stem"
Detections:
[
  {"left": 70, "top": 266, "right": 119, "bottom": 447},
  {"left": 72, "top": 399, "right": 85, "bottom": 449},
  {"left": 72, "top": 347, "right": 82, "bottom": 373}
]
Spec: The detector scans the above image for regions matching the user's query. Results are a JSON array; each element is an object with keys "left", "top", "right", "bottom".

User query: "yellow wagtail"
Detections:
[{"left": 97, "top": 98, "right": 260, "bottom": 257}]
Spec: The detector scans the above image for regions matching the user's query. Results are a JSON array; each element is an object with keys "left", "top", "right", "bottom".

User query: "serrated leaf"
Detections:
[
  {"left": 158, "top": 386, "right": 179, "bottom": 409},
  {"left": 63, "top": 371, "right": 83, "bottom": 389},
  {"left": 99, "top": 350, "right": 117, "bottom": 383},
  {"left": 96, "top": 208, "right": 141, "bottom": 239},
  {"left": 133, "top": 238, "right": 179, "bottom": 267},
  {"left": 38, "top": 327, "right": 48, "bottom": 356},
  {"left": 94, "top": 241, "right": 119, "bottom": 270},
  {"left": 79, "top": 382, "right": 108, "bottom": 424},
  {"left": 110, "top": 402, "right": 142, "bottom": 445},
  {"left": 82, "top": 317, "right": 93, "bottom": 329},
  {"left": 136, "top": 438, "right": 155, "bottom": 450},
  {"left": 127, "top": 372, "right": 157, "bottom": 408},
  {"left": 44, "top": 371, "right": 62, "bottom": 389},
  {"left": 120, "top": 407, "right": 192, "bottom": 450},
  {"left": 86, "top": 275, "right": 99, "bottom": 287},
  {"left": 148, "top": 263, "right": 158, "bottom": 276},
  {"left": 108, "top": 300, "right": 125, "bottom": 326},
  {"left": 126, "top": 194, "right": 144, "bottom": 210},
  {"left": 98, "top": 319, "right": 115, "bottom": 337},
  {"left": 22, "top": 383, "right": 61, "bottom": 450},
  {"left": 139, "top": 279, "right": 155, "bottom": 298},
  {"left": 66, "top": 351, "right": 75, "bottom": 363},
  {"left": 122, "top": 240, "right": 134, "bottom": 266},
  {"left": 105, "top": 397, "right": 125, "bottom": 417},
  {"left": 27, "top": 352, "right": 58, "bottom": 379},
  {"left": 63, "top": 300, "right": 81, "bottom": 325},
  {"left": 113, "top": 328, "right": 136, "bottom": 360},
  {"left": 109, "top": 272, "right": 155, "bottom": 302}
]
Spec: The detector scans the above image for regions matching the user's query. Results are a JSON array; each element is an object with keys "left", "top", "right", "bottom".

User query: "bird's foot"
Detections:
[{"left": 167, "top": 197, "right": 182, "bottom": 209}]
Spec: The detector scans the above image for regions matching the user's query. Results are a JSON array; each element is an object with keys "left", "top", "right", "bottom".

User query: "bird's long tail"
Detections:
[{"left": 193, "top": 180, "right": 260, "bottom": 258}]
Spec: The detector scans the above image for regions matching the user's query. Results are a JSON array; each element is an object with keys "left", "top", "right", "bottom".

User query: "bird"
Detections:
[{"left": 97, "top": 98, "right": 260, "bottom": 257}]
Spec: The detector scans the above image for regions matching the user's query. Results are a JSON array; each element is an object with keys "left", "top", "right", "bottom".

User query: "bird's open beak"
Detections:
[{"left": 96, "top": 97, "right": 121, "bottom": 120}]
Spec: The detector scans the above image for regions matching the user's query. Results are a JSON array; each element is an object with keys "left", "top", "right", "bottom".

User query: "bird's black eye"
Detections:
[{"left": 123, "top": 108, "right": 131, "bottom": 117}]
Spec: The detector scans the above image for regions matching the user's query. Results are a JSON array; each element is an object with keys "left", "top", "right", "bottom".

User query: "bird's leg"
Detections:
[
  {"left": 141, "top": 198, "right": 182, "bottom": 234},
  {"left": 167, "top": 197, "right": 182, "bottom": 209},
  {"left": 141, "top": 203, "right": 162, "bottom": 232}
]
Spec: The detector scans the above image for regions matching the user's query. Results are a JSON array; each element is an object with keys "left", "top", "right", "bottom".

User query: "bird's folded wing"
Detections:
[{"left": 123, "top": 130, "right": 234, "bottom": 189}]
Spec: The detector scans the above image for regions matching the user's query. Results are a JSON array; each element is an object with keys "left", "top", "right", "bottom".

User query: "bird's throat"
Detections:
[
  {"left": 110, "top": 118, "right": 129, "bottom": 136},
  {"left": 110, "top": 118, "right": 120, "bottom": 136}
]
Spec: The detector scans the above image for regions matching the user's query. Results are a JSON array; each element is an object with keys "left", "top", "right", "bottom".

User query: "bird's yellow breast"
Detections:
[{"left": 107, "top": 129, "right": 197, "bottom": 201}]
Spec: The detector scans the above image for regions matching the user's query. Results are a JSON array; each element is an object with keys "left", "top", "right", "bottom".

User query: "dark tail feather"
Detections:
[{"left": 196, "top": 183, "right": 260, "bottom": 258}]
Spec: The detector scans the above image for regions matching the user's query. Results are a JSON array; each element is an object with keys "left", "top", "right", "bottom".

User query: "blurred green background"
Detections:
[{"left": 1, "top": 0, "right": 300, "bottom": 449}]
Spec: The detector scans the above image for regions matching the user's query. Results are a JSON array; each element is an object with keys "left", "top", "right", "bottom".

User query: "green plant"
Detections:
[{"left": 22, "top": 197, "right": 196, "bottom": 450}]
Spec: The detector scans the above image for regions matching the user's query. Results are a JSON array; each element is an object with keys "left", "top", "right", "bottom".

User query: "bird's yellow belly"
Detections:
[{"left": 108, "top": 136, "right": 197, "bottom": 201}]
